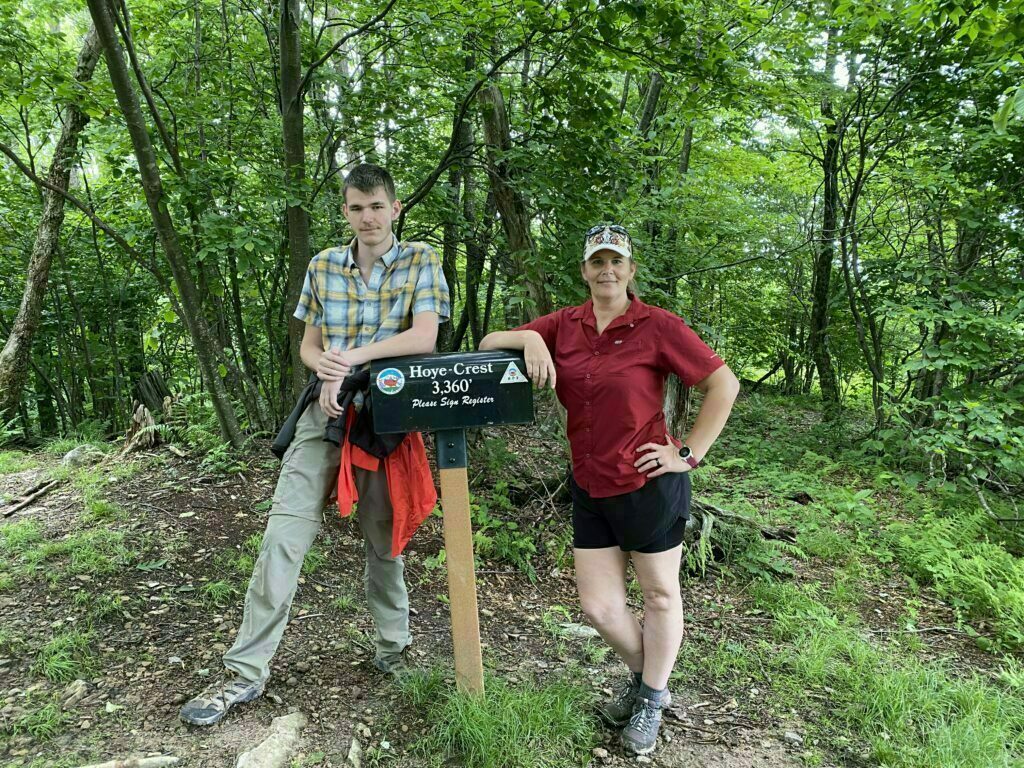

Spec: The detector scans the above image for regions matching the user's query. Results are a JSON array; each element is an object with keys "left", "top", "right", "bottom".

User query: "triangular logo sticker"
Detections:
[{"left": 500, "top": 361, "right": 528, "bottom": 384}]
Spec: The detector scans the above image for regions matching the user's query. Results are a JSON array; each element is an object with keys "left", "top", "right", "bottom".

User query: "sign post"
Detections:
[{"left": 370, "top": 350, "right": 534, "bottom": 695}]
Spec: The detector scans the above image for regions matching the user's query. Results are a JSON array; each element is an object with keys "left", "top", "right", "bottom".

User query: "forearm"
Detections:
[
  {"left": 300, "top": 328, "right": 324, "bottom": 371},
  {"left": 347, "top": 318, "right": 438, "bottom": 365},
  {"left": 685, "top": 371, "right": 740, "bottom": 460},
  {"left": 479, "top": 330, "right": 539, "bottom": 351}
]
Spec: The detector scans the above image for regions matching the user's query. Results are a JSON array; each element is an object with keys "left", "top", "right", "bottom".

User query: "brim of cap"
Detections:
[{"left": 583, "top": 243, "right": 631, "bottom": 260}]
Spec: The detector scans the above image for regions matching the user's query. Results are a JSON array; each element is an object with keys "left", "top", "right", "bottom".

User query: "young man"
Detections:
[{"left": 180, "top": 163, "right": 450, "bottom": 726}]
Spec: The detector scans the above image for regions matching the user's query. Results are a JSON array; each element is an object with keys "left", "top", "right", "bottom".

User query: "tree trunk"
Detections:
[
  {"left": 809, "top": 30, "right": 841, "bottom": 416},
  {"left": 85, "top": 0, "right": 244, "bottom": 447},
  {"left": 481, "top": 189, "right": 499, "bottom": 337},
  {"left": 439, "top": 147, "right": 463, "bottom": 353},
  {"left": 281, "top": 0, "right": 312, "bottom": 397},
  {"left": 477, "top": 83, "right": 551, "bottom": 321},
  {"left": 0, "top": 27, "right": 101, "bottom": 427},
  {"left": 461, "top": 151, "right": 487, "bottom": 349}
]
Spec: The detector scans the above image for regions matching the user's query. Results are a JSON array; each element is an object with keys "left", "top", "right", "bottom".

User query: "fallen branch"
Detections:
[
  {"left": 74, "top": 757, "right": 180, "bottom": 768},
  {"left": 691, "top": 499, "right": 797, "bottom": 542},
  {"left": 869, "top": 626, "right": 967, "bottom": 636},
  {"left": 977, "top": 487, "right": 1023, "bottom": 524},
  {"left": 3, "top": 479, "right": 65, "bottom": 517}
]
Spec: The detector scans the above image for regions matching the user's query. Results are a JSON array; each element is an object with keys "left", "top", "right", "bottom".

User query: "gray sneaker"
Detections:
[
  {"left": 597, "top": 676, "right": 672, "bottom": 727},
  {"left": 620, "top": 695, "right": 665, "bottom": 755},
  {"left": 372, "top": 647, "right": 412, "bottom": 678},
  {"left": 179, "top": 675, "right": 264, "bottom": 725}
]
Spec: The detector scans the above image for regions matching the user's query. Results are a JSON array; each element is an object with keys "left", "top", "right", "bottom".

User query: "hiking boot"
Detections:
[
  {"left": 179, "top": 675, "right": 264, "bottom": 726},
  {"left": 372, "top": 647, "right": 412, "bottom": 678},
  {"left": 620, "top": 695, "right": 665, "bottom": 755},
  {"left": 596, "top": 675, "right": 640, "bottom": 726},
  {"left": 597, "top": 675, "right": 672, "bottom": 727}
]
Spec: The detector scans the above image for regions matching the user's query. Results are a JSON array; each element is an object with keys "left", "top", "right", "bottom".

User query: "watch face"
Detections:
[{"left": 679, "top": 446, "right": 692, "bottom": 459}]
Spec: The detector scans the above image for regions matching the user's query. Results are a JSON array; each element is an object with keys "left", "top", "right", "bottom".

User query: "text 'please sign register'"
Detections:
[{"left": 369, "top": 350, "right": 534, "bottom": 434}]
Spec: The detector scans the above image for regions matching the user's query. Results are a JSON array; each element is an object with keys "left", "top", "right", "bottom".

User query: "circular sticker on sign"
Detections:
[{"left": 376, "top": 367, "right": 405, "bottom": 395}]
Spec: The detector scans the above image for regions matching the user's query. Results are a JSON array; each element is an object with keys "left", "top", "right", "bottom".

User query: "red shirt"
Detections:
[{"left": 519, "top": 297, "right": 725, "bottom": 498}]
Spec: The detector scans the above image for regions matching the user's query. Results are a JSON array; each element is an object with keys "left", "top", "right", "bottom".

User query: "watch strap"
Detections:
[{"left": 679, "top": 444, "right": 700, "bottom": 469}]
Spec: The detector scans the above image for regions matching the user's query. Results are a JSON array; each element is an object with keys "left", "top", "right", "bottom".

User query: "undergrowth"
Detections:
[{"left": 401, "top": 670, "right": 596, "bottom": 768}]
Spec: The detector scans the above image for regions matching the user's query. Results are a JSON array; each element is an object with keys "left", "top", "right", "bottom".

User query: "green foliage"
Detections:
[
  {"left": 81, "top": 496, "right": 124, "bottom": 523},
  {"left": 177, "top": 394, "right": 247, "bottom": 472},
  {"left": 888, "top": 508, "right": 1024, "bottom": 650},
  {"left": 301, "top": 542, "right": 329, "bottom": 576},
  {"left": 200, "top": 579, "right": 238, "bottom": 608},
  {"left": 540, "top": 605, "right": 573, "bottom": 639},
  {"left": 0, "top": 519, "right": 43, "bottom": 553},
  {"left": 41, "top": 422, "right": 111, "bottom": 454},
  {"left": 751, "top": 581, "right": 1024, "bottom": 767},
  {"left": 215, "top": 532, "right": 264, "bottom": 577},
  {"left": 32, "top": 629, "right": 94, "bottom": 683},
  {"left": 1, "top": 696, "right": 68, "bottom": 742},
  {"left": 73, "top": 589, "right": 131, "bottom": 623},
  {"left": 0, "top": 450, "right": 38, "bottom": 474},
  {"left": 331, "top": 587, "right": 357, "bottom": 613},
  {"left": 2, "top": 518, "right": 135, "bottom": 587},
  {"left": 402, "top": 670, "right": 597, "bottom": 768},
  {"left": 22, "top": 528, "right": 134, "bottom": 578},
  {"left": 470, "top": 483, "right": 537, "bottom": 579}
]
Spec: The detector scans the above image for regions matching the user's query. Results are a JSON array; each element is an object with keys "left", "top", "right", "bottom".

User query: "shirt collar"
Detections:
[
  {"left": 342, "top": 234, "right": 400, "bottom": 269},
  {"left": 568, "top": 293, "right": 651, "bottom": 329}
]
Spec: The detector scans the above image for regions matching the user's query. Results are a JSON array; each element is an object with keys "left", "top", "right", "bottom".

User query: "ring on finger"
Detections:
[{"left": 655, "top": 458, "right": 661, "bottom": 468}]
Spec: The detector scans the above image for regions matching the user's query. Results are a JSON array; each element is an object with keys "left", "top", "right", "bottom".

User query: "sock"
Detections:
[
  {"left": 632, "top": 670, "right": 643, "bottom": 686},
  {"left": 638, "top": 680, "right": 667, "bottom": 705}
]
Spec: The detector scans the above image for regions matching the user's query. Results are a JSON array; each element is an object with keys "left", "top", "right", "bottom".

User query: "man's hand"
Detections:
[
  {"left": 319, "top": 378, "right": 344, "bottom": 418},
  {"left": 524, "top": 332, "right": 556, "bottom": 390},
  {"left": 316, "top": 348, "right": 353, "bottom": 382}
]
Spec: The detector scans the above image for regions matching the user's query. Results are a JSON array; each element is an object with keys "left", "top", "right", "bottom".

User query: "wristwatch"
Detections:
[{"left": 679, "top": 445, "right": 700, "bottom": 469}]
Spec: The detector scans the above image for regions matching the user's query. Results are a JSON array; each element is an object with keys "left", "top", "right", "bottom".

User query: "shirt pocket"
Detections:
[
  {"left": 603, "top": 338, "right": 646, "bottom": 376},
  {"left": 378, "top": 283, "right": 415, "bottom": 321}
]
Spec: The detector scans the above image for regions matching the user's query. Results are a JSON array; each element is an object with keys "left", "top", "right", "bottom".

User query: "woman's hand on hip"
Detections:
[{"left": 635, "top": 433, "right": 690, "bottom": 478}]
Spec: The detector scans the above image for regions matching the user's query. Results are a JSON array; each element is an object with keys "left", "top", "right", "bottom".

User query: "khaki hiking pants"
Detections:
[{"left": 223, "top": 402, "right": 410, "bottom": 683}]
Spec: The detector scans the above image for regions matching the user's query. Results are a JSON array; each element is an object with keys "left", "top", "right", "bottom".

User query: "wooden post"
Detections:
[
  {"left": 369, "top": 353, "right": 535, "bottom": 698},
  {"left": 437, "top": 431, "right": 484, "bottom": 695}
]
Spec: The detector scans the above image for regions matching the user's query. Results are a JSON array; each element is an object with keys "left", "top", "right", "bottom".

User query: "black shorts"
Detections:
[{"left": 570, "top": 472, "right": 691, "bottom": 554}]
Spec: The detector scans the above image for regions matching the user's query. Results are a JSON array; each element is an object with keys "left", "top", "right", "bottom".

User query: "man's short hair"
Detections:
[{"left": 343, "top": 163, "right": 396, "bottom": 203}]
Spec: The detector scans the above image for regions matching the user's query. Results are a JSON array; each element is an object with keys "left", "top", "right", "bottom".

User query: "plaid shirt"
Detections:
[{"left": 294, "top": 238, "right": 450, "bottom": 352}]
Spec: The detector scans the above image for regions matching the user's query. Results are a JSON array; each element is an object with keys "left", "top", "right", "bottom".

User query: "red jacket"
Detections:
[{"left": 336, "top": 419, "right": 437, "bottom": 557}]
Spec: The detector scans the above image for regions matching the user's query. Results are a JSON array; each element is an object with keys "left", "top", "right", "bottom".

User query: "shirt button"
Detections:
[
  {"left": 585, "top": 374, "right": 591, "bottom": 379},
  {"left": 585, "top": 401, "right": 590, "bottom": 405},
  {"left": 593, "top": 351, "right": 599, "bottom": 356},
  {"left": 585, "top": 453, "right": 591, "bottom": 458},
  {"left": 630, "top": 323, "right": 635, "bottom": 328}
]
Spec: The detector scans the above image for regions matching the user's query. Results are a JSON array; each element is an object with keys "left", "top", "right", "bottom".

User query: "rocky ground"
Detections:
[{"left": 2, "top": 433, "right": 825, "bottom": 768}]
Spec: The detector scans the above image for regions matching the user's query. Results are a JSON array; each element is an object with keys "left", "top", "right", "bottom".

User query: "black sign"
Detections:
[{"left": 370, "top": 351, "right": 534, "bottom": 434}]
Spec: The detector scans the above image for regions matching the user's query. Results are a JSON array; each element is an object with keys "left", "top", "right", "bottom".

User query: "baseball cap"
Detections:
[{"left": 583, "top": 224, "right": 633, "bottom": 261}]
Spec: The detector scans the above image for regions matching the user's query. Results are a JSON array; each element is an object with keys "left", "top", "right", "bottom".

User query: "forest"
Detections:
[{"left": 1, "top": 0, "right": 1022, "bottom": 766}]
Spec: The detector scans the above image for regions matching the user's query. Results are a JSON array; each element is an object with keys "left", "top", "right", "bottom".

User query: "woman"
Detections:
[{"left": 480, "top": 224, "right": 739, "bottom": 756}]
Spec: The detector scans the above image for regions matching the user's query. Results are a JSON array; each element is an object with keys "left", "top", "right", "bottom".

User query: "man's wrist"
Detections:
[{"left": 345, "top": 347, "right": 368, "bottom": 367}]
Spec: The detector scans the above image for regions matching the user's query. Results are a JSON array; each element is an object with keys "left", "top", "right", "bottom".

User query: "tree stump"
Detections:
[
  {"left": 123, "top": 400, "right": 159, "bottom": 453},
  {"left": 134, "top": 370, "right": 171, "bottom": 415}
]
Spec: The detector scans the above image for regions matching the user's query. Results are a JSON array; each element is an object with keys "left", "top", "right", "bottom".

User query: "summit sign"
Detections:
[{"left": 370, "top": 350, "right": 534, "bottom": 434}]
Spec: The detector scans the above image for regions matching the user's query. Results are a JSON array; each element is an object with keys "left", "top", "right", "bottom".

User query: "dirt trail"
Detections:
[{"left": 1, "top": 450, "right": 819, "bottom": 767}]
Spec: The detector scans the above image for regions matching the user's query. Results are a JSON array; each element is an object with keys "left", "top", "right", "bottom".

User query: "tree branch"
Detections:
[
  {"left": 0, "top": 140, "right": 147, "bottom": 264},
  {"left": 296, "top": 0, "right": 399, "bottom": 98}
]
